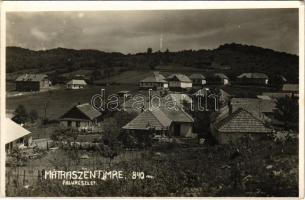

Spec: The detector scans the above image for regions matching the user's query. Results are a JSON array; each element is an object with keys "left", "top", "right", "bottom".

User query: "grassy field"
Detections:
[
  {"left": 94, "top": 67, "right": 215, "bottom": 85},
  {"left": 6, "top": 139, "right": 298, "bottom": 197},
  {"left": 95, "top": 70, "right": 154, "bottom": 85},
  {"left": 6, "top": 84, "right": 138, "bottom": 120}
]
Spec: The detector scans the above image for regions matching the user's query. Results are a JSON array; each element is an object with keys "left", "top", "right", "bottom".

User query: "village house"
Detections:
[
  {"left": 139, "top": 72, "right": 168, "bottom": 90},
  {"left": 210, "top": 108, "right": 272, "bottom": 144},
  {"left": 120, "top": 93, "right": 192, "bottom": 113},
  {"left": 282, "top": 84, "right": 298, "bottom": 97},
  {"left": 189, "top": 73, "right": 206, "bottom": 89},
  {"left": 230, "top": 97, "right": 276, "bottom": 121},
  {"left": 116, "top": 90, "right": 132, "bottom": 98},
  {"left": 236, "top": 73, "right": 269, "bottom": 85},
  {"left": 167, "top": 73, "right": 192, "bottom": 90},
  {"left": 120, "top": 97, "right": 149, "bottom": 113},
  {"left": 66, "top": 79, "right": 87, "bottom": 89},
  {"left": 122, "top": 107, "right": 195, "bottom": 138},
  {"left": 5, "top": 118, "right": 32, "bottom": 153},
  {"left": 262, "top": 84, "right": 298, "bottom": 99},
  {"left": 15, "top": 74, "right": 50, "bottom": 92},
  {"left": 207, "top": 73, "right": 229, "bottom": 85},
  {"left": 59, "top": 103, "right": 103, "bottom": 132},
  {"left": 166, "top": 93, "right": 193, "bottom": 108},
  {"left": 218, "top": 86, "right": 265, "bottom": 105}
]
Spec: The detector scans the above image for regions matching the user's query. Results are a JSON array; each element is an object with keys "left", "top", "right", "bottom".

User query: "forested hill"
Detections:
[{"left": 6, "top": 43, "right": 299, "bottom": 83}]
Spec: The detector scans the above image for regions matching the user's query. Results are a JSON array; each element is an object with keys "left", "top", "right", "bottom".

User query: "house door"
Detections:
[{"left": 173, "top": 124, "right": 181, "bottom": 136}]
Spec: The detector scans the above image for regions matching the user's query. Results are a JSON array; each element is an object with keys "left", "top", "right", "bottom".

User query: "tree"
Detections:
[
  {"left": 268, "top": 74, "right": 285, "bottom": 88},
  {"left": 91, "top": 69, "right": 102, "bottom": 81},
  {"left": 101, "top": 117, "right": 122, "bottom": 152},
  {"left": 147, "top": 48, "right": 153, "bottom": 54},
  {"left": 28, "top": 109, "right": 38, "bottom": 123},
  {"left": 13, "top": 105, "right": 28, "bottom": 124},
  {"left": 274, "top": 96, "right": 299, "bottom": 130},
  {"left": 113, "top": 111, "right": 137, "bottom": 128}
]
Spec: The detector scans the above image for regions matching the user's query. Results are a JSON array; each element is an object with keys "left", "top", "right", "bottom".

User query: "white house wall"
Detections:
[
  {"left": 139, "top": 82, "right": 167, "bottom": 89},
  {"left": 169, "top": 81, "right": 192, "bottom": 88},
  {"left": 180, "top": 123, "right": 193, "bottom": 137},
  {"left": 67, "top": 84, "right": 85, "bottom": 89}
]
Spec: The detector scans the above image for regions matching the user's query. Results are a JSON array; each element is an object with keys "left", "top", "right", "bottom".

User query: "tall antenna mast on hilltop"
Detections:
[
  {"left": 159, "top": 33, "right": 163, "bottom": 66},
  {"left": 160, "top": 33, "right": 163, "bottom": 52}
]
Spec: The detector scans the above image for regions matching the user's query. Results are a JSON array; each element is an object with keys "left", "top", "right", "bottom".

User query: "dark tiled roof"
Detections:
[
  {"left": 282, "top": 84, "right": 298, "bottom": 92},
  {"left": 161, "top": 107, "right": 194, "bottom": 123},
  {"left": 167, "top": 73, "right": 192, "bottom": 83},
  {"left": 122, "top": 110, "right": 171, "bottom": 130},
  {"left": 122, "top": 107, "right": 194, "bottom": 130},
  {"left": 16, "top": 74, "right": 48, "bottom": 82},
  {"left": 231, "top": 98, "right": 276, "bottom": 114},
  {"left": 214, "top": 108, "right": 271, "bottom": 133},
  {"left": 214, "top": 73, "right": 228, "bottom": 79},
  {"left": 60, "top": 103, "right": 102, "bottom": 121},
  {"left": 193, "top": 88, "right": 209, "bottom": 96},
  {"left": 167, "top": 94, "right": 192, "bottom": 106},
  {"left": 237, "top": 73, "right": 268, "bottom": 79},
  {"left": 140, "top": 72, "right": 167, "bottom": 83},
  {"left": 189, "top": 73, "right": 206, "bottom": 80},
  {"left": 76, "top": 103, "right": 101, "bottom": 120}
]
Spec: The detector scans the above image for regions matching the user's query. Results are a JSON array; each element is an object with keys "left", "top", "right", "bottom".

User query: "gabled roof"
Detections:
[
  {"left": 67, "top": 79, "right": 87, "bottom": 85},
  {"left": 60, "top": 103, "right": 101, "bottom": 121},
  {"left": 140, "top": 72, "right": 167, "bottom": 83},
  {"left": 167, "top": 93, "right": 192, "bottom": 106},
  {"left": 167, "top": 73, "right": 192, "bottom": 83},
  {"left": 193, "top": 88, "right": 209, "bottom": 96},
  {"left": 122, "top": 107, "right": 194, "bottom": 130},
  {"left": 76, "top": 103, "right": 101, "bottom": 120},
  {"left": 5, "top": 118, "right": 31, "bottom": 144},
  {"left": 122, "top": 109, "right": 172, "bottom": 130},
  {"left": 282, "top": 84, "right": 298, "bottom": 92},
  {"left": 231, "top": 98, "right": 276, "bottom": 114},
  {"left": 161, "top": 107, "right": 194, "bottom": 123},
  {"left": 214, "top": 108, "right": 271, "bottom": 133},
  {"left": 16, "top": 74, "right": 48, "bottom": 82},
  {"left": 237, "top": 73, "right": 268, "bottom": 79},
  {"left": 189, "top": 73, "right": 206, "bottom": 80},
  {"left": 279, "top": 75, "right": 287, "bottom": 82},
  {"left": 214, "top": 73, "right": 228, "bottom": 79}
]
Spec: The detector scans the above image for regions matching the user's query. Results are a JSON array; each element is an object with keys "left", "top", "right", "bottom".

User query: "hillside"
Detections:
[{"left": 6, "top": 43, "right": 299, "bottom": 83}]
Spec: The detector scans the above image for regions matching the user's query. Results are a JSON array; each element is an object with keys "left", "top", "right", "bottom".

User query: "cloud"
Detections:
[
  {"left": 30, "top": 27, "right": 49, "bottom": 41},
  {"left": 6, "top": 9, "right": 298, "bottom": 55}
]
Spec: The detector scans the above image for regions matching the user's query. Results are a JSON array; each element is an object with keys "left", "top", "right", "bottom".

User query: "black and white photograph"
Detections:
[{"left": 2, "top": 2, "right": 303, "bottom": 197}]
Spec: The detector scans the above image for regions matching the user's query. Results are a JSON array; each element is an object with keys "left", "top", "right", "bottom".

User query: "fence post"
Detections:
[
  {"left": 23, "top": 170, "right": 26, "bottom": 186},
  {"left": 16, "top": 167, "right": 19, "bottom": 187}
]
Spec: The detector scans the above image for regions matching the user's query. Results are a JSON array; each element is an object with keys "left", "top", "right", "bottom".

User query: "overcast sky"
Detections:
[{"left": 7, "top": 9, "right": 298, "bottom": 55}]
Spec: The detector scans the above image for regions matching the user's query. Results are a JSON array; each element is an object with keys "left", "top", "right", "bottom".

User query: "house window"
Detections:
[
  {"left": 18, "top": 137, "right": 24, "bottom": 144},
  {"left": 68, "top": 121, "right": 72, "bottom": 127},
  {"left": 76, "top": 121, "right": 80, "bottom": 127}
]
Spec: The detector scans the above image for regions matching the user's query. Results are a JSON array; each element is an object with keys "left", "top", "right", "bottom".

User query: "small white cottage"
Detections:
[
  {"left": 67, "top": 79, "right": 87, "bottom": 89},
  {"left": 139, "top": 72, "right": 168, "bottom": 90},
  {"left": 167, "top": 73, "right": 192, "bottom": 90},
  {"left": 5, "top": 118, "right": 32, "bottom": 153}
]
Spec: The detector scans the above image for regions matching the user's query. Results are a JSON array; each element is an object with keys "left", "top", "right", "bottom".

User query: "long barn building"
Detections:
[{"left": 15, "top": 74, "right": 50, "bottom": 92}]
